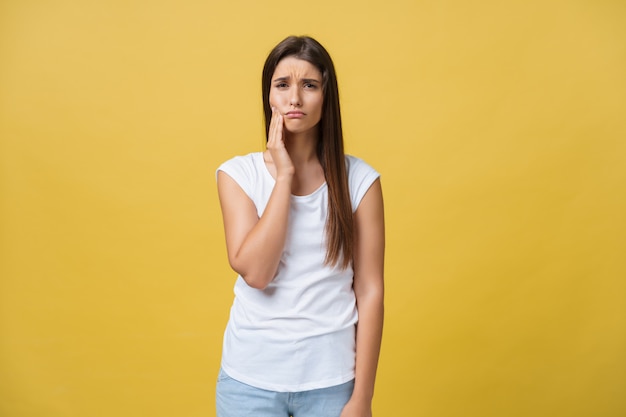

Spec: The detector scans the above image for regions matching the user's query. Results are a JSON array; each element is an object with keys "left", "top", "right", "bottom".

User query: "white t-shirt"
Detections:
[{"left": 216, "top": 152, "right": 380, "bottom": 392}]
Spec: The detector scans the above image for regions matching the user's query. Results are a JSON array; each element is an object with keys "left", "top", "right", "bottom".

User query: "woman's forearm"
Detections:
[
  {"left": 229, "top": 176, "right": 292, "bottom": 289},
  {"left": 352, "top": 287, "right": 384, "bottom": 402},
  {"left": 218, "top": 167, "right": 293, "bottom": 290}
]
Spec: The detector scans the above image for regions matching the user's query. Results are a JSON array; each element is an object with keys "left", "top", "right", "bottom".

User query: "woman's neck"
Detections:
[
  {"left": 284, "top": 129, "right": 319, "bottom": 166},
  {"left": 282, "top": 128, "right": 325, "bottom": 196}
]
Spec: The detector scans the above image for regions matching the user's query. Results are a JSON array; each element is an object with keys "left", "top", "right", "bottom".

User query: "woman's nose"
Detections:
[{"left": 289, "top": 88, "right": 301, "bottom": 106}]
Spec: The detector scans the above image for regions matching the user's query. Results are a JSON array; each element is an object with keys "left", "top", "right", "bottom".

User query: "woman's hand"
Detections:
[
  {"left": 340, "top": 398, "right": 372, "bottom": 417},
  {"left": 267, "top": 107, "right": 294, "bottom": 179}
]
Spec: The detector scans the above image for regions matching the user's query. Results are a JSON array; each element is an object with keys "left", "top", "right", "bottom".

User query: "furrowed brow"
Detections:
[{"left": 272, "top": 76, "right": 321, "bottom": 84}]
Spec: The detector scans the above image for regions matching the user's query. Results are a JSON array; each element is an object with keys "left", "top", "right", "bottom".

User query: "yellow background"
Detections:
[{"left": 1, "top": 0, "right": 625, "bottom": 416}]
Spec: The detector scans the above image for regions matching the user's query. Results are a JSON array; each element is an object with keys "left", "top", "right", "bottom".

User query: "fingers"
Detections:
[
  {"left": 267, "top": 107, "right": 294, "bottom": 177},
  {"left": 268, "top": 107, "right": 284, "bottom": 148}
]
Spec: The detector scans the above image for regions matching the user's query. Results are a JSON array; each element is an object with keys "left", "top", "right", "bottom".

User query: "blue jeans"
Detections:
[{"left": 216, "top": 368, "right": 354, "bottom": 417}]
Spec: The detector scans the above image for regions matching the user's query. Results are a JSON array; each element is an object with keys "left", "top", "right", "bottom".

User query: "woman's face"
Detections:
[{"left": 269, "top": 56, "right": 323, "bottom": 135}]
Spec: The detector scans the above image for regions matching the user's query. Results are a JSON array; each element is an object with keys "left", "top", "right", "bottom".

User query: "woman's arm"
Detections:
[
  {"left": 342, "top": 178, "right": 385, "bottom": 417},
  {"left": 217, "top": 109, "right": 294, "bottom": 290}
]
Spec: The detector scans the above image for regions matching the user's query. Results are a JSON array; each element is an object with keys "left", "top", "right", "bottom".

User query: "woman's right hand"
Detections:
[{"left": 267, "top": 107, "right": 294, "bottom": 179}]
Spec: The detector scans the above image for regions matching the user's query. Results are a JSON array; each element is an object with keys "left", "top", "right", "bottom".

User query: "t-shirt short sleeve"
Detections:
[
  {"left": 216, "top": 154, "right": 258, "bottom": 201},
  {"left": 346, "top": 155, "right": 380, "bottom": 212}
]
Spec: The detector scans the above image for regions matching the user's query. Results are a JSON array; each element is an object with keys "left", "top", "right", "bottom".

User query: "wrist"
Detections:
[
  {"left": 275, "top": 171, "right": 294, "bottom": 182},
  {"left": 349, "top": 388, "right": 374, "bottom": 404}
]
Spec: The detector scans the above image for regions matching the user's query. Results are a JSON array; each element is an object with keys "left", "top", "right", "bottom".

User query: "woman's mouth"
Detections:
[{"left": 285, "top": 111, "right": 305, "bottom": 118}]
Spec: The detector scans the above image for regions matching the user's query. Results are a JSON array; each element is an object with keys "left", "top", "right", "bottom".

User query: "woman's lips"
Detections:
[{"left": 285, "top": 111, "right": 305, "bottom": 118}]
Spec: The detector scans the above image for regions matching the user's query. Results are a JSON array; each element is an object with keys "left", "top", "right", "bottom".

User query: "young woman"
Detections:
[{"left": 215, "top": 36, "right": 384, "bottom": 417}]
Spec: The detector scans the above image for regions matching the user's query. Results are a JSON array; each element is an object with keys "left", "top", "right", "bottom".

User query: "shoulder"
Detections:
[
  {"left": 345, "top": 154, "right": 378, "bottom": 177},
  {"left": 216, "top": 152, "right": 266, "bottom": 201},
  {"left": 345, "top": 155, "right": 380, "bottom": 212},
  {"left": 216, "top": 152, "right": 264, "bottom": 182},
  {"left": 217, "top": 152, "right": 262, "bottom": 173}
]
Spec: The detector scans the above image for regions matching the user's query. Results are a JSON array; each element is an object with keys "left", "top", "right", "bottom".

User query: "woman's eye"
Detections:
[
  {"left": 275, "top": 83, "right": 288, "bottom": 88},
  {"left": 304, "top": 83, "right": 317, "bottom": 89}
]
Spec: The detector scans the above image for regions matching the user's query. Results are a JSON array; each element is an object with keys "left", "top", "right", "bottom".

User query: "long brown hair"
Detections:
[{"left": 262, "top": 36, "right": 353, "bottom": 269}]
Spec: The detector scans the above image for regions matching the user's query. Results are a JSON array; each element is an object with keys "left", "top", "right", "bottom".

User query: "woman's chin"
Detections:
[{"left": 283, "top": 122, "right": 319, "bottom": 137}]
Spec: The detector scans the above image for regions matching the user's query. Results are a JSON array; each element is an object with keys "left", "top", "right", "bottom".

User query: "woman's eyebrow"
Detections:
[{"left": 273, "top": 76, "right": 321, "bottom": 83}]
